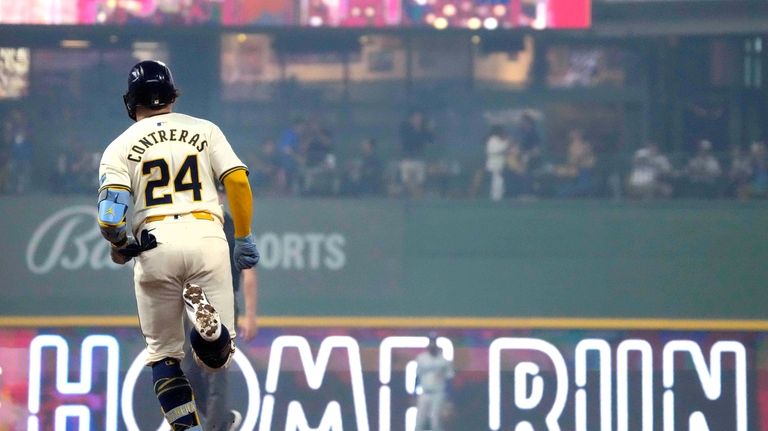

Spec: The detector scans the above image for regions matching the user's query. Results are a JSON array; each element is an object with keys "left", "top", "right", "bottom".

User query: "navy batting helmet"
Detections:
[{"left": 123, "top": 60, "right": 179, "bottom": 121}]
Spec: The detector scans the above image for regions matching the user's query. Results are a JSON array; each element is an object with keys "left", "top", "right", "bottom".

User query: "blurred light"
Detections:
[
  {"left": 443, "top": 4, "right": 457, "bottom": 16},
  {"left": 433, "top": 17, "right": 448, "bottom": 30},
  {"left": 364, "top": 6, "right": 376, "bottom": 17},
  {"left": 96, "top": 11, "right": 107, "bottom": 23},
  {"left": 351, "top": 7, "right": 361, "bottom": 16},
  {"left": 461, "top": 1, "right": 473, "bottom": 12},
  {"left": 309, "top": 16, "right": 323, "bottom": 26},
  {"left": 415, "top": 0, "right": 427, "bottom": 5},
  {"left": 533, "top": 2, "right": 547, "bottom": 29},
  {"left": 0, "top": 366, "right": 3, "bottom": 375},
  {"left": 493, "top": 4, "right": 506, "bottom": 16},
  {"left": 60, "top": 40, "right": 90, "bottom": 49},
  {"left": 107, "top": 0, "right": 116, "bottom": 7},
  {"left": 757, "top": 38, "right": 763, "bottom": 53},
  {"left": 109, "top": 35, "right": 119, "bottom": 43},
  {"left": 237, "top": 33, "right": 247, "bottom": 43},
  {"left": 133, "top": 41, "right": 162, "bottom": 50},
  {"left": 471, "top": 35, "right": 481, "bottom": 45},
  {"left": 467, "top": 17, "right": 481, "bottom": 30},
  {"left": 483, "top": 17, "right": 498, "bottom": 30},
  {"left": 425, "top": 13, "right": 436, "bottom": 24},
  {"left": 359, "top": 35, "right": 370, "bottom": 45}
]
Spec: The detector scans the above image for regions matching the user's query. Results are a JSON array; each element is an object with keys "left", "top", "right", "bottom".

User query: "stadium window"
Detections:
[
  {"left": 0, "top": 47, "right": 29, "bottom": 99},
  {"left": 545, "top": 45, "right": 641, "bottom": 89},
  {"left": 473, "top": 35, "right": 533, "bottom": 90}
]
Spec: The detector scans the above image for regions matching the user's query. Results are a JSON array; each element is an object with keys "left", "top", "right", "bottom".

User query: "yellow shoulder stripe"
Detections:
[
  {"left": 98, "top": 184, "right": 132, "bottom": 193},
  {"left": 219, "top": 166, "right": 248, "bottom": 183}
]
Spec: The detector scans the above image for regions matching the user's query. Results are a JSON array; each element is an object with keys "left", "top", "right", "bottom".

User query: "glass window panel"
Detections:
[
  {"left": 221, "top": 33, "right": 349, "bottom": 103},
  {"left": 221, "top": 34, "right": 279, "bottom": 101},
  {"left": 474, "top": 35, "right": 533, "bottom": 89},
  {"left": 410, "top": 34, "right": 471, "bottom": 80},
  {"left": 0, "top": 47, "right": 30, "bottom": 99},
  {"left": 546, "top": 45, "right": 643, "bottom": 88}
]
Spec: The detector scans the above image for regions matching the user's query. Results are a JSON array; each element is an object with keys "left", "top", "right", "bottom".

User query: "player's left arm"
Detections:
[
  {"left": 210, "top": 123, "right": 259, "bottom": 270},
  {"left": 237, "top": 267, "right": 259, "bottom": 341}
]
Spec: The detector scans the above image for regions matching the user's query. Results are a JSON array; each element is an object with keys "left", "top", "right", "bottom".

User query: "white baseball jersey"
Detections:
[
  {"left": 99, "top": 112, "right": 246, "bottom": 230},
  {"left": 416, "top": 351, "right": 454, "bottom": 393}
]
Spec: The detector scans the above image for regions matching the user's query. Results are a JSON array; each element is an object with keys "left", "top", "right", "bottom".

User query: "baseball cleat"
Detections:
[
  {"left": 228, "top": 409, "right": 243, "bottom": 431},
  {"left": 183, "top": 283, "right": 221, "bottom": 342},
  {"left": 191, "top": 336, "right": 235, "bottom": 371}
]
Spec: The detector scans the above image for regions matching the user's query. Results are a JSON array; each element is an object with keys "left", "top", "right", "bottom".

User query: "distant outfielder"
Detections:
[
  {"left": 414, "top": 333, "right": 454, "bottom": 431},
  {"left": 97, "top": 60, "right": 258, "bottom": 431}
]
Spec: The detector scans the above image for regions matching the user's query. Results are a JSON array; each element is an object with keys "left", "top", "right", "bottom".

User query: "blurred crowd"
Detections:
[
  {"left": 2, "top": 106, "right": 767, "bottom": 201},
  {"left": 477, "top": 123, "right": 768, "bottom": 201}
]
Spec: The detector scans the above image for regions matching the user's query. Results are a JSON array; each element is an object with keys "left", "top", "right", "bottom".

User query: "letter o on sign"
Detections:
[{"left": 121, "top": 349, "right": 260, "bottom": 430}]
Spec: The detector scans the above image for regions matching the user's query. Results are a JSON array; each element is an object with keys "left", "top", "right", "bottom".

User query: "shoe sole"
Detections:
[{"left": 183, "top": 283, "right": 220, "bottom": 340}]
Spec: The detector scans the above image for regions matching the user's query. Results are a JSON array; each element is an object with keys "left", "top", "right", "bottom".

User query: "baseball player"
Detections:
[
  {"left": 414, "top": 333, "right": 454, "bottom": 431},
  {"left": 97, "top": 60, "right": 259, "bottom": 431}
]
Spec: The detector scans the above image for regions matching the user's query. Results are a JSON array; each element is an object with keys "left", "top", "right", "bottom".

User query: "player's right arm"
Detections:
[
  {"left": 97, "top": 185, "right": 131, "bottom": 247},
  {"left": 98, "top": 142, "right": 133, "bottom": 247}
]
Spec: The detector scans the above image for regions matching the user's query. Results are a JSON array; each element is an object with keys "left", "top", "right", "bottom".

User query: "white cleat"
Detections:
[
  {"left": 183, "top": 283, "right": 221, "bottom": 342},
  {"left": 228, "top": 410, "right": 243, "bottom": 431}
]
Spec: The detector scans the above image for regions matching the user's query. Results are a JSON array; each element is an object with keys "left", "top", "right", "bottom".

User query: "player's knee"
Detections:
[
  {"left": 151, "top": 358, "right": 200, "bottom": 428},
  {"left": 190, "top": 324, "right": 234, "bottom": 370}
]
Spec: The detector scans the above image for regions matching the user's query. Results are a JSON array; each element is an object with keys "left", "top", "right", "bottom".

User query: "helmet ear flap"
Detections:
[{"left": 123, "top": 93, "right": 137, "bottom": 121}]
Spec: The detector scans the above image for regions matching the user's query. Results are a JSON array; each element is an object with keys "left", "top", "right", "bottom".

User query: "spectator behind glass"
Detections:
[
  {"left": 301, "top": 119, "right": 338, "bottom": 196},
  {"left": 514, "top": 112, "right": 543, "bottom": 172},
  {"left": 743, "top": 141, "right": 768, "bottom": 199},
  {"left": 344, "top": 138, "right": 384, "bottom": 196},
  {"left": 399, "top": 110, "right": 434, "bottom": 198},
  {"left": 484, "top": 125, "right": 510, "bottom": 201},
  {"left": 277, "top": 117, "right": 305, "bottom": 194},
  {"left": 248, "top": 139, "right": 281, "bottom": 196},
  {"left": 728, "top": 144, "right": 753, "bottom": 199},
  {"left": 626, "top": 142, "right": 674, "bottom": 199},
  {"left": 6, "top": 109, "right": 32, "bottom": 194},
  {"left": 554, "top": 129, "right": 597, "bottom": 198},
  {"left": 684, "top": 139, "right": 722, "bottom": 198},
  {"left": 504, "top": 139, "right": 534, "bottom": 198},
  {"left": 50, "top": 141, "right": 99, "bottom": 194}
]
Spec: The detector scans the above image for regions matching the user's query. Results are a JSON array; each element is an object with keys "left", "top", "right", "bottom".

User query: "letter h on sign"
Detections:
[{"left": 27, "top": 335, "right": 120, "bottom": 431}]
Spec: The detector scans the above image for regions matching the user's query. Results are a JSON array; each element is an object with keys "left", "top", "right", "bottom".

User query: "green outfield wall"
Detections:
[{"left": 2, "top": 195, "right": 766, "bottom": 318}]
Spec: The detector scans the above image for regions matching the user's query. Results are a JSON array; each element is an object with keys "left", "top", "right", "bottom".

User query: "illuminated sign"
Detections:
[
  {"left": 1, "top": 326, "right": 756, "bottom": 430},
  {"left": 0, "top": 0, "right": 591, "bottom": 29}
]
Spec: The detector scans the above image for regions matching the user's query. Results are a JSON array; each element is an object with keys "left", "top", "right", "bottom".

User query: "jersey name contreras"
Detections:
[{"left": 99, "top": 112, "right": 246, "bottom": 231}]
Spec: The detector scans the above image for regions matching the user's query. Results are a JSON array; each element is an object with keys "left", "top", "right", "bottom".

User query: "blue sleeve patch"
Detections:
[{"left": 98, "top": 188, "right": 130, "bottom": 226}]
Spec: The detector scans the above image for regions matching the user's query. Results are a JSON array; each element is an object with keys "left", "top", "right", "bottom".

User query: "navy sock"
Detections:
[{"left": 190, "top": 324, "right": 233, "bottom": 369}]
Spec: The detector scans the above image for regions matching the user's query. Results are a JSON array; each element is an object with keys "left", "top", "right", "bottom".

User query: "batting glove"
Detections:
[
  {"left": 234, "top": 234, "right": 259, "bottom": 271},
  {"left": 111, "top": 229, "right": 158, "bottom": 264}
]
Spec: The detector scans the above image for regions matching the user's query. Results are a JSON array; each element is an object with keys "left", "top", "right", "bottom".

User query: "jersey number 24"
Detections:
[{"left": 142, "top": 155, "right": 202, "bottom": 206}]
